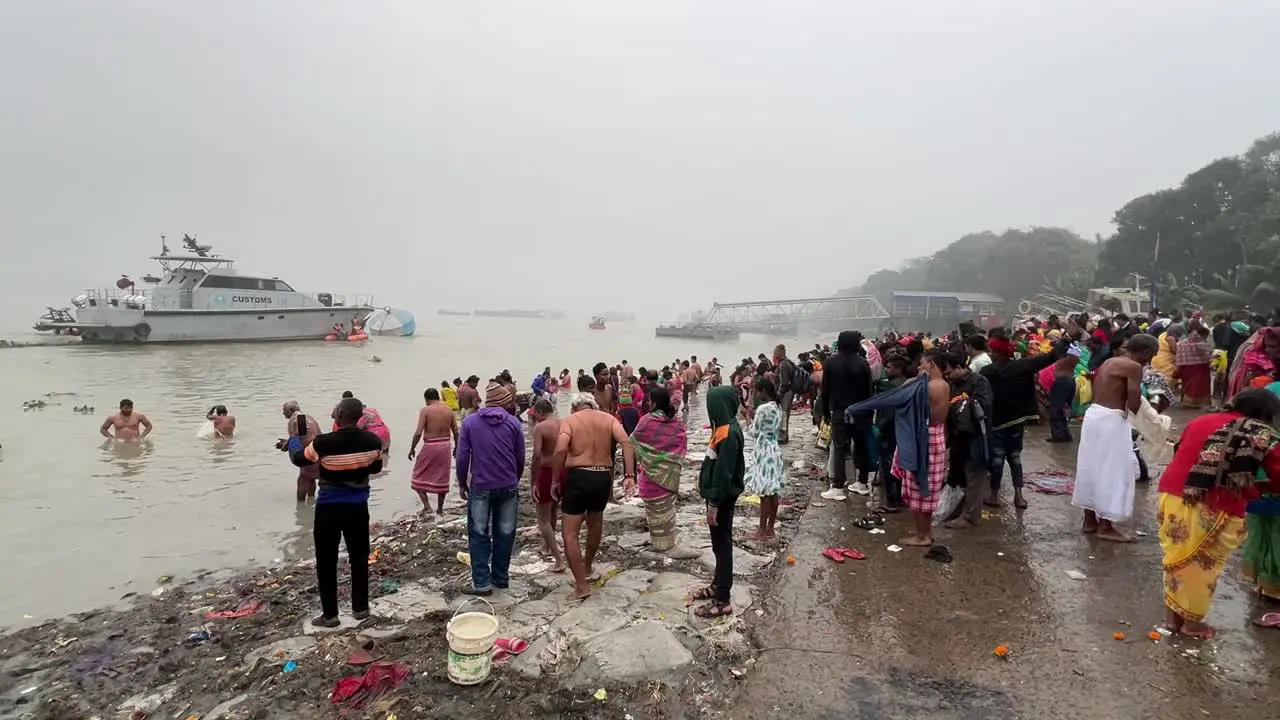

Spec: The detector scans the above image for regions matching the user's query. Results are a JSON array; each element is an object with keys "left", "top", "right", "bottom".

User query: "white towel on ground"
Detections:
[{"left": 1071, "top": 404, "right": 1137, "bottom": 522}]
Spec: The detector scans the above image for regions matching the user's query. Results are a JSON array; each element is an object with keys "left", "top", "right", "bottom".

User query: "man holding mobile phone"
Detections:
[{"left": 282, "top": 400, "right": 321, "bottom": 502}]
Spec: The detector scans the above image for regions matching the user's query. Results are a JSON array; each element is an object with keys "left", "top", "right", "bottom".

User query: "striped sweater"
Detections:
[{"left": 290, "top": 427, "right": 384, "bottom": 503}]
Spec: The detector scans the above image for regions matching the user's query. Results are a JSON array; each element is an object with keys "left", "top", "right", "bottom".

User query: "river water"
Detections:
[{"left": 0, "top": 316, "right": 807, "bottom": 626}]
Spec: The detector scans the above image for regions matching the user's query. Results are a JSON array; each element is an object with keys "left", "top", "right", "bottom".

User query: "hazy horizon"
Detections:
[{"left": 3, "top": 1, "right": 1279, "bottom": 332}]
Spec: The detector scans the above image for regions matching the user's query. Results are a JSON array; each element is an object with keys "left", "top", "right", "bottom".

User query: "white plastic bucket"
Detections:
[{"left": 446, "top": 597, "right": 499, "bottom": 685}]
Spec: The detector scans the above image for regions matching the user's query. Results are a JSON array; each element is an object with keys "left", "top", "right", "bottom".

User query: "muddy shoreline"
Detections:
[{"left": 0, "top": 413, "right": 823, "bottom": 720}]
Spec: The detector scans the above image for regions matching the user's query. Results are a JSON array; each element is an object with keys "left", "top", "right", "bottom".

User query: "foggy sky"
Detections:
[{"left": 2, "top": 1, "right": 1278, "bottom": 328}]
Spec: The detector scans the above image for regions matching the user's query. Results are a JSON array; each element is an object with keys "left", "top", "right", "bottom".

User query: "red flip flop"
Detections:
[
  {"left": 822, "top": 548, "right": 846, "bottom": 563},
  {"left": 838, "top": 548, "right": 866, "bottom": 560},
  {"left": 1254, "top": 612, "right": 1280, "bottom": 629},
  {"left": 494, "top": 637, "right": 529, "bottom": 655}
]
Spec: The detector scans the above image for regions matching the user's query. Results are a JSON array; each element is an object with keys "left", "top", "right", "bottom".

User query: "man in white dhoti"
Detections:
[{"left": 1071, "top": 334, "right": 1160, "bottom": 542}]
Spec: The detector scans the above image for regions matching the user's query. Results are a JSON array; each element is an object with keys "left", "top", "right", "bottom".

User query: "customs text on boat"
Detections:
[{"left": 33, "top": 235, "right": 375, "bottom": 343}]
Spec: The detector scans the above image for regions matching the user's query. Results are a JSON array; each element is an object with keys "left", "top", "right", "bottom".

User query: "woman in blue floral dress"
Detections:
[{"left": 746, "top": 377, "right": 785, "bottom": 539}]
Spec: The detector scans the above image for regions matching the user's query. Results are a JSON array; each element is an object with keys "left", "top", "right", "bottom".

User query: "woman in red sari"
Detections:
[{"left": 1176, "top": 325, "right": 1214, "bottom": 409}]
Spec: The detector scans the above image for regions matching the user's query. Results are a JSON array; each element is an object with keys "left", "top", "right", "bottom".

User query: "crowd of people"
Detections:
[{"left": 92, "top": 307, "right": 1280, "bottom": 636}]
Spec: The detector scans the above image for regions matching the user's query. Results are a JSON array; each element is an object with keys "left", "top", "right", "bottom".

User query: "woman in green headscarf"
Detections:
[{"left": 692, "top": 386, "right": 745, "bottom": 619}]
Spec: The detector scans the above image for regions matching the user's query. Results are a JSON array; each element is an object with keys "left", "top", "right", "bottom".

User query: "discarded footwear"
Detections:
[
  {"left": 494, "top": 637, "right": 528, "bottom": 655},
  {"left": 1253, "top": 612, "right": 1280, "bottom": 629},
  {"left": 924, "top": 545, "right": 953, "bottom": 563},
  {"left": 822, "top": 548, "right": 847, "bottom": 563},
  {"left": 838, "top": 548, "right": 866, "bottom": 560}
]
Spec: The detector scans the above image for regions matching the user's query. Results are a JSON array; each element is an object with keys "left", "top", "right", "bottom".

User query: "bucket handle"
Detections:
[{"left": 450, "top": 596, "right": 496, "bottom": 622}]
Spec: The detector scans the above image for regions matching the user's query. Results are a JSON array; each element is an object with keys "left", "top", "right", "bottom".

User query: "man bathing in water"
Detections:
[
  {"left": 100, "top": 399, "right": 152, "bottom": 441},
  {"left": 1071, "top": 334, "right": 1159, "bottom": 542},
  {"left": 409, "top": 388, "right": 459, "bottom": 516},
  {"left": 681, "top": 361, "right": 699, "bottom": 409},
  {"left": 529, "top": 399, "right": 566, "bottom": 572},
  {"left": 282, "top": 401, "right": 321, "bottom": 502},
  {"left": 552, "top": 389, "right": 636, "bottom": 601},
  {"left": 206, "top": 405, "right": 236, "bottom": 437}
]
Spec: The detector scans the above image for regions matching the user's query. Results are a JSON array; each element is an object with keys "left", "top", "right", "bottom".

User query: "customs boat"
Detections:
[{"left": 33, "top": 235, "right": 375, "bottom": 343}]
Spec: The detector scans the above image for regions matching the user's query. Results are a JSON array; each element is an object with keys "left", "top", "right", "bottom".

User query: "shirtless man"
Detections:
[
  {"left": 1072, "top": 334, "right": 1159, "bottom": 542},
  {"left": 100, "top": 399, "right": 152, "bottom": 441},
  {"left": 690, "top": 355, "right": 704, "bottom": 386},
  {"left": 551, "top": 393, "right": 636, "bottom": 601},
  {"left": 408, "top": 387, "right": 459, "bottom": 515},
  {"left": 529, "top": 399, "right": 566, "bottom": 572},
  {"left": 681, "top": 361, "right": 699, "bottom": 408},
  {"left": 592, "top": 362, "right": 616, "bottom": 416},
  {"left": 457, "top": 375, "right": 481, "bottom": 421},
  {"left": 282, "top": 400, "right": 320, "bottom": 502},
  {"left": 898, "top": 353, "right": 951, "bottom": 547},
  {"left": 206, "top": 405, "right": 236, "bottom": 437}
]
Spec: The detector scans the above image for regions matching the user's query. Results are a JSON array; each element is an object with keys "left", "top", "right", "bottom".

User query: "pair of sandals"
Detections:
[
  {"left": 690, "top": 585, "right": 734, "bottom": 618},
  {"left": 822, "top": 547, "right": 866, "bottom": 563},
  {"left": 852, "top": 513, "right": 886, "bottom": 530}
]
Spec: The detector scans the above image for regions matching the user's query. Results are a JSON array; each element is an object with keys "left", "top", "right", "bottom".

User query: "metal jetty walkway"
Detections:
[{"left": 700, "top": 295, "right": 890, "bottom": 328}]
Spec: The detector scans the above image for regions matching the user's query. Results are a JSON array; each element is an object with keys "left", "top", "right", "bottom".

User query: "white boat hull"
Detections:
[{"left": 67, "top": 306, "right": 373, "bottom": 343}]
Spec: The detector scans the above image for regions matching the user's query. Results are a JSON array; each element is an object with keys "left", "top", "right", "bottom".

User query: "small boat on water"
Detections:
[
  {"left": 32, "top": 234, "right": 374, "bottom": 343},
  {"left": 589, "top": 315, "right": 607, "bottom": 330}
]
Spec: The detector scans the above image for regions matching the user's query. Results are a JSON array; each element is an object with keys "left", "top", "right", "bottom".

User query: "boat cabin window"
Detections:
[{"left": 200, "top": 275, "right": 294, "bottom": 292}]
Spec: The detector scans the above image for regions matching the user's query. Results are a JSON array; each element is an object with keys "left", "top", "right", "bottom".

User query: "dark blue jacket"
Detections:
[{"left": 845, "top": 378, "right": 932, "bottom": 497}]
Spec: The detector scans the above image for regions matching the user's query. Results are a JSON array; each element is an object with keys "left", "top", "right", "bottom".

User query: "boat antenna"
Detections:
[{"left": 160, "top": 235, "right": 169, "bottom": 255}]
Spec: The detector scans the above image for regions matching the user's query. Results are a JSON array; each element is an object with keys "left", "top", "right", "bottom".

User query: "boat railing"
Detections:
[
  {"left": 329, "top": 293, "right": 376, "bottom": 308},
  {"left": 76, "top": 287, "right": 153, "bottom": 310}
]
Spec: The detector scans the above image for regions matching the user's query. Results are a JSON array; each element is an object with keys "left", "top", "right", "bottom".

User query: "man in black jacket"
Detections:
[
  {"left": 289, "top": 397, "right": 384, "bottom": 628},
  {"left": 820, "top": 331, "right": 875, "bottom": 501},
  {"left": 773, "top": 344, "right": 798, "bottom": 444},
  {"left": 980, "top": 336, "right": 1066, "bottom": 509},
  {"left": 941, "top": 353, "right": 993, "bottom": 528}
]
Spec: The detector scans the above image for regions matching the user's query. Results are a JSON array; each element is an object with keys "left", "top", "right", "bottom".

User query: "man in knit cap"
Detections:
[{"left": 455, "top": 381, "right": 525, "bottom": 595}]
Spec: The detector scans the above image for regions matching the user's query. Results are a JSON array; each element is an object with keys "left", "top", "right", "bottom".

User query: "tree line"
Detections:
[{"left": 851, "top": 132, "right": 1280, "bottom": 314}]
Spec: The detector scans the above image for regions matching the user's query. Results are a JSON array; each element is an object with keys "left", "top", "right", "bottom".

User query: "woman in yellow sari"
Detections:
[
  {"left": 1151, "top": 326, "right": 1182, "bottom": 389},
  {"left": 1156, "top": 388, "right": 1280, "bottom": 639}
]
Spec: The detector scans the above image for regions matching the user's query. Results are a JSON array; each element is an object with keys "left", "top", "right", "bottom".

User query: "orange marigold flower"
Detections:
[
  {"left": 1148, "top": 631, "right": 1161, "bottom": 641},
  {"left": 786, "top": 555, "right": 797, "bottom": 565},
  {"left": 993, "top": 645, "right": 1009, "bottom": 657},
  {"left": 1112, "top": 632, "right": 1126, "bottom": 640}
]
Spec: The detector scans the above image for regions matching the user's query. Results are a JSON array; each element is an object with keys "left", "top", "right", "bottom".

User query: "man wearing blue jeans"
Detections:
[{"left": 456, "top": 382, "right": 525, "bottom": 596}]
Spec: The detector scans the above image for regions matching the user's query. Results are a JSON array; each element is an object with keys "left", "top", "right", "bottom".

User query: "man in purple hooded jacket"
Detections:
[{"left": 456, "top": 381, "right": 526, "bottom": 595}]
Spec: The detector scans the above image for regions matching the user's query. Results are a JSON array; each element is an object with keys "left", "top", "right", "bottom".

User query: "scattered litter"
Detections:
[
  {"left": 348, "top": 648, "right": 376, "bottom": 666},
  {"left": 455, "top": 551, "right": 471, "bottom": 566},
  {"left": 155, "top": 575, "right": 172, "bottom": 584},
  {"left": 593, "top": 688, "right": 608, "bottom": 701},
  {"left": 886, "top": 545, "right": 903, "bottom": 553},
  {"left": 1136, "top": 531, "right": 1149, "bottom": 537},
  {"left": 730, "top": 668, "right": 744, "bottom": 677},
  {"left": 869, "top": 528, "right": 886, "bottom": 535},
  {"left": 283, "top": 660, "right": 298, "bottom": 673},
  {"left": 1066, "top": 570, "right": 1088, "bottom": 580},
  {"left": 150, "top": 587, "right": 167, "bottom": 597},
  {"left": 996, "top": 552, "right": 1005, "bottom": 557},
  {"left": 330, "top": 662, "right": 410, "bottom": 708},
  {"left": 810, "top": 501, "right": 827, "bottom": 508},
  {"left": 1026, "top": 470, "right": 1074, "bottom": 495},
  {"left": 205, "top": 600, "right": 264, "bottom": 620},
  {"left": 1154, "top": 627, "right": 1173, "bottom": 636},
  {"left": 378, "top": 579, "right": 401, "bottom": 594},
  {"left": 186, "top": 630, "right": 211, "bottom": 645}
]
